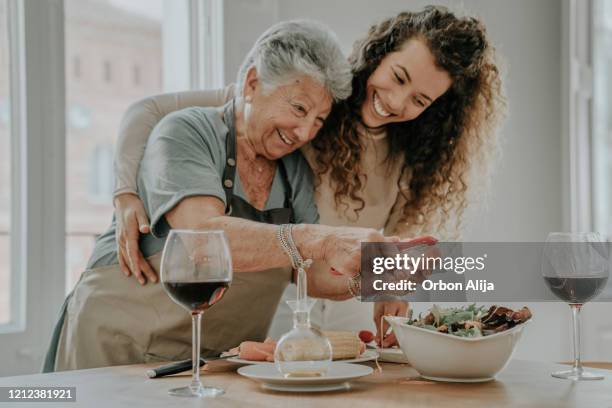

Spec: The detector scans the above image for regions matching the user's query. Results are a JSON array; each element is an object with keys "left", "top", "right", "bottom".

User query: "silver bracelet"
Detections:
[
  {"left": 348, "top": 275, "right": 361, "bottom": 298},
  {"left": 277, "top": 224, "right": 312, "bottom": 273}
]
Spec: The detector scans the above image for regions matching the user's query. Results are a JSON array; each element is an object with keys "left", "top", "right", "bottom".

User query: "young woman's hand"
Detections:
[
  {"left": 114, "top": 193, "right": 156, "bottom": 285},
  {"left": 373, "top": 300, "right": 409, "bottom": 347}
]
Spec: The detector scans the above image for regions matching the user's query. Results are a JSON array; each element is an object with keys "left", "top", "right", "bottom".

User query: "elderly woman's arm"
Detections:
[
  {"left": 137, "top": 108, "right": 394, "bottom": 289},
  {"left": 165, "top": 195, "right": 390, "bottom": 279},
  {"left": 114, "top": 87, "right": 234, "bottom": 283}
]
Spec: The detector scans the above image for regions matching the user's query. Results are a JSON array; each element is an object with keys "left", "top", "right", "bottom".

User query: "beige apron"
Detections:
[
  {"left": 53, "top": 254, "right": 290, "bottom": 370},
  {"left": 49, "top": 100, "right": 296, "bottom": 371}
]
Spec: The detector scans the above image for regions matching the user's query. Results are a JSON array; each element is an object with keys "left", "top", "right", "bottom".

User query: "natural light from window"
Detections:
[
  {"left": 64, "top": 0, "right": 163, "bottom": 292},
  {"left": 0, "top": 0, "right": 11, "bottom": 325},
  {"left": 593, "top": 0, "right": 612, "bottom": 236}
]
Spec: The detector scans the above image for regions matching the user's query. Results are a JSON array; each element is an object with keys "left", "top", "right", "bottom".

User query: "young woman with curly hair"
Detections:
[{"left": 111, "top": 6, "right": 505, "bottom": 346}]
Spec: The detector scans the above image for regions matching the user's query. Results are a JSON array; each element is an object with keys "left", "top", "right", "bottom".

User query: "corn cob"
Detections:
[{"left": 322, "top": 331, "right": 365, "bottom": 360}]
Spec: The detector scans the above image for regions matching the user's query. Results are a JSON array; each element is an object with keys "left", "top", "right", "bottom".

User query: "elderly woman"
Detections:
[{"left": 44, "top": 20, "right": 396, "bottom": 372}]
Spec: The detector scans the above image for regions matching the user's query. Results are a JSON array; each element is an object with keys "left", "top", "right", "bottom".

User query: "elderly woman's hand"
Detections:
[
  {"left": 373, "top": 300, "right": 409, "bottom": 348},
  {"left": 320, "top": 228, "right": 399, "bottom": 278},
  {"left": 114, "top": 193, "right": 157, "bottom": 285}
]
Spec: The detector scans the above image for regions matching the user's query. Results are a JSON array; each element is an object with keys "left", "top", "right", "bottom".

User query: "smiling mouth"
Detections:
[
  {"left": 373, "top": 92, "right": 393, "bottom": 118},
  {"left": 277, "top": 129, "right": 294, "bottom": 146}
]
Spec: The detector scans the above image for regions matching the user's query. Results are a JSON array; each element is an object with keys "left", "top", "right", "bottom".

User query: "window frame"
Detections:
[
  {"left": 0, "top": 0, "right": 66, "bottom": 376},
  {"left": 0, "top": 0, "right": 223, "bottom": 375},
  {"left": 563, "top": 0, "right": 612, "bottom": 300},
  {"left": 3, "top": 0, "right": 26, "bottom": 335},
  {"left": 561, "top": 0, "right": 595, "bottom": 233},
  {"left": 591, "top": 0, "right": 612, "bottom": 237},
  {"left": 162, "top": 0, "right": 224, "bottom": 92},
  {"left": 191, "top": 0, "right": 225, "bottom": 90}
]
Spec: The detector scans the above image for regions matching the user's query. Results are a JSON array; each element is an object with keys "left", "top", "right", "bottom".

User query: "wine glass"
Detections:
[
  {"left": 161, "top": 230, "right": 232, "bottom": 397},
  {"left": 542, "top": 232, "right": 609, "bottom": 381}
]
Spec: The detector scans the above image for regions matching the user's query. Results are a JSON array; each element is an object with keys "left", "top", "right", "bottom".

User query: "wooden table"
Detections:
[{"left": 0, "top": 360, "right": 610, "bottom": 407}]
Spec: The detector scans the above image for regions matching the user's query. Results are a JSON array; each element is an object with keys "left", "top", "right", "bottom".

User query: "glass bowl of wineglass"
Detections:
[
  {"left": 161, "top": 229, "right": 232, "bottom": 397},
  {"left": 542, "top": 232, "right": 609, "bottom": 381}
]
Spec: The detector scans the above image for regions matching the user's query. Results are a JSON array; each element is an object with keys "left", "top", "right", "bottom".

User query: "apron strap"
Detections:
[
  {"left": 222, "top": 100, "right": 237, "bottom": 215},
  {"left": 222, "top": 98, "right": 294, "bottom": 220},
  {"left": 277, "top": 158, "right": 295, "bottom": 222}
]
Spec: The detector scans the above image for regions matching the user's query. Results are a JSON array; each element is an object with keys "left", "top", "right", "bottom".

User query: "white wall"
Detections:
[
  {"left": 222, "top": 0, "right": 611, "bottom": 363},
  {"left": 224, "top": 0, "right": 564, "bottom": 241}
]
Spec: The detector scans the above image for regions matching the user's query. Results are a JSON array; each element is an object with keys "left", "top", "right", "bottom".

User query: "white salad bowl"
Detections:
[{"left": 385, "top": 315, "right": 531, "bottom": 382}]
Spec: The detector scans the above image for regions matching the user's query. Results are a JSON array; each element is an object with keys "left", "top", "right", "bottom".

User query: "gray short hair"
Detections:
[{"left": 236, "top": 20, "right": 352, "bottom": 101}]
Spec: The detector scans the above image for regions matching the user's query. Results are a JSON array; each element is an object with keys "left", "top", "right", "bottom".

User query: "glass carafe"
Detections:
[{"left": 274, "top": 269, "right": 332, "bottom": 377}]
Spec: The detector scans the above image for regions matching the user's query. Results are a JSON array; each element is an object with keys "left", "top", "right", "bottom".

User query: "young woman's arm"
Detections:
[
  {"left": 381, "top": 177, "right": 424, "bottom": 347},
  {"left": 114, "top": 86, "right": 235, "bottom": 197},
  {"left": 114, "top": 86, "right": 235, "bottom": 283}
]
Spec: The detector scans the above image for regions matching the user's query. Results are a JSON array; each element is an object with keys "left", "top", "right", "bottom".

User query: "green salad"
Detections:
[{"left": 407, "top": 304, "right": 532, "bottom": 338}]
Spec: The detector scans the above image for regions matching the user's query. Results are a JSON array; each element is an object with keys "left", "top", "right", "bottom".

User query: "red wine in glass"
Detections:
[
  {"left": 163, "top": 280, "right": 230, "bottom": 313},
  {"left": 543, "top": 276, "right": 609, "bottom": 304}
]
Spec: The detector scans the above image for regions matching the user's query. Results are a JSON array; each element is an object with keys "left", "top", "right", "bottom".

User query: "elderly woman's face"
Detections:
[
  {"left": 244, "top": 74, "right": 332, "bottom": 160},
  {"left": 360, "top": 38, "right": 452, "bottom": 128}
]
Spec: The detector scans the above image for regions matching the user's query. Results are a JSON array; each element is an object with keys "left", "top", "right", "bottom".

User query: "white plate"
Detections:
[
  {"left": 227, "top": 349, "right": 379, "bottom": 365},
  {"left": 237, "top": 362, "right": 373, "bottom": 392},
  {"left": 262, "top": 382, "right": 351, "bottom": 393},
  {"left": 377, "top": 348, "right": 410, "bottom": 364}
]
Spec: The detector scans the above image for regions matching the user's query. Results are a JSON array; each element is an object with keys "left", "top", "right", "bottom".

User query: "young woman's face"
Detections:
[{"left": 361, "top": 38, "right": 452, "bottom": 128}]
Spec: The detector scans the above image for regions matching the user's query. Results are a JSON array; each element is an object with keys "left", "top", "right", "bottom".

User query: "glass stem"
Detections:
[
  {"left": 191, "top": 312, "right": 203, "bottom": 390},
  {"left": 570, "top": 304, "right": 583, "bottom": 373}
]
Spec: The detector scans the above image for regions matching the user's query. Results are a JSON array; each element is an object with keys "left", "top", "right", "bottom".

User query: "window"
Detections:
[
  {"left": 0, "top": 0, "right": 209, "bottom": 375},
  {"left": 103, "top": 60, "right": 111, "bottom": 83},
  {"left": 73, "top": 55, "right": 80, "bottom": 79},
  {"left": 593, "top": 0, "right": 612, "bottom": 236},
  {"left": 68, "top": 104, "right": 92, "bottom": 130},
  {"left": 88, "top": 143, "right": 114, "bottom": 202},
  {"left": 65, "top": 0, "right": 164, "bottom": 291},
  {"left": 0, "top": 0, "right": 10, "bottom": 325},
  {"left": 133, "top": 64, "right": 141, "bottom": 86}
]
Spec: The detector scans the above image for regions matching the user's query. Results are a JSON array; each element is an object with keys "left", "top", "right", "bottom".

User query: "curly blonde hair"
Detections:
[{"left": 311, "top": 6, "right": 506, "bottom": 238}]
